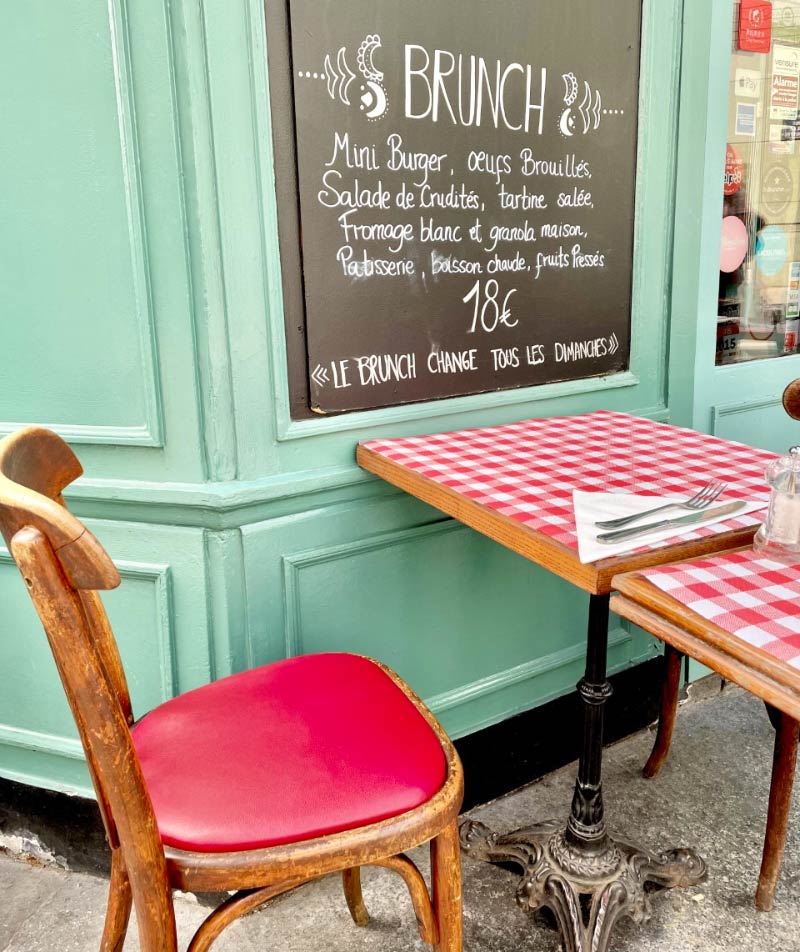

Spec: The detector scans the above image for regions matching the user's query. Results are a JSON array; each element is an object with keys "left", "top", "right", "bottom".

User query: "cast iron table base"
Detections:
[{"left": 459, "top": 594, "right": 707, "bottom": 952}]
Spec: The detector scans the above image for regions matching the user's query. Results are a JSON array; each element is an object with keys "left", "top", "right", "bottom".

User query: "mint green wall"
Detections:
[
  {"left": 1, "top": 0, "right": 688, "bottom": 796},
  {"left": 670, "top": 0, "right": 800, "bottom": 450}
]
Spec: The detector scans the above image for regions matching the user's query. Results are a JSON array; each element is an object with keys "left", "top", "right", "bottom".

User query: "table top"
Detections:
[
  {"left": 611, "top": 548, "right": 800, "bottom": 718},
  {"left": 357, "top": 410, "right": 776, "bottom": 594}
]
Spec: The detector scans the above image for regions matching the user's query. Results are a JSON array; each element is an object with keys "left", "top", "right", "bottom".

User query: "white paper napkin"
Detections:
[{"left": 573, "top": 491, "right": 768, "bottom": 564}]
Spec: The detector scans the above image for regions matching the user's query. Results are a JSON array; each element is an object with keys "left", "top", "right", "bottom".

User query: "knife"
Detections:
[{"left": 595, "top": 500, "right": 747, "bottom": 544}]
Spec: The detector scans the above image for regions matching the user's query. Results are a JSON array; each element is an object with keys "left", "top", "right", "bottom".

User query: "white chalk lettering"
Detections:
[
  {"left": 498, "top": 184, "right": 547, "bottom": 210},
  {"left": 337, "top": 209, "right": 414, "bottom": 253},
  {"left": 554, "top": 337, "right": 610, "bottom": 362},
  {"left": 485, "top": 220, "right": 536, "bottom": 253},
  {"left": 468, "top": 151, "right": 512, "bottom": 185},
  {"left": 427, "top": 348, "right": 479, "bottom": 374},
  {"left": 571, "top": 244, "right": 605, "bottom": 269},
  {"left": 419, "top": 182, "right": 481, "bottom": 210},
  {"left": 325, "top": 133, "right": 379, "bottom": 171},
  {"left": 534, "top": 247, "right": 570, "bottom": 279},
  {"left": 490, "top": 347, "right": 520, "bottom": 370},
  {"left": 540, "top": 222, "right": 584, "bottom": 239},
  {"left": 356, "top": 353, "right": 417, "bottom": 386},
  {"left": 526, "top": 344, "right": 546, "bottom": 366},
  {"left": 405, "top": 44, "right": 547, "bottom": 134},
  {"left": 386, "top": 134, "right": 447, "bottom": 188},
  {"left": 558, "top": 188, "right": 593, "bottom": 208},
  {"left": 431, "top": 252, "right": 482, "bottom": 275},
  {"left": 520, "top": 151, "right": 591, "bottom": 178},
  {"left": 337, "top": 246, "right": 416, "bottom": 278},
  {"left": 487, "top": 252, "right": 527, "bottom": 273},
  {"left": 318, "top": 170, "right": 390, "bottom": 210},
  {"left": 420, "top": 217, "right": 462, "bottom": 243}
]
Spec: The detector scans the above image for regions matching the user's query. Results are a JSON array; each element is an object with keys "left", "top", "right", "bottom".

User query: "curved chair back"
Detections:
[
  {"left": 0, "top": 426, "right": 176, "bottom": 944},
  {"left": 783, "top": 378, "right": 800, "bottom": 421}
]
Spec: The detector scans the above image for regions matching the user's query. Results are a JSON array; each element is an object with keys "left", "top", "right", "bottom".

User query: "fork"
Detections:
[{"left": 594, "top": 480, "right": 727, "bottom": 530}]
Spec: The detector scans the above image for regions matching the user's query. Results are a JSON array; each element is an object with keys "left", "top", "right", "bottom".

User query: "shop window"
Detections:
[{"left": 718, "top": 0, "right": 800, "bottom": 364}]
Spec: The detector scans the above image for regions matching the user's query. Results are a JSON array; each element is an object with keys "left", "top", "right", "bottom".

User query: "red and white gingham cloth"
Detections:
[
  {"left": 639, "top": 549, "right": 800, "bottom": 668},
  {"left": 362, "top": 411, "right": 776, "bottom": 557}
]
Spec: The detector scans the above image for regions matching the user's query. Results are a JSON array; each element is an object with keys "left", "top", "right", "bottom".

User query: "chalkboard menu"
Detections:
[{"left": 268, "top": 1, "right": 642, "bottom": 415}]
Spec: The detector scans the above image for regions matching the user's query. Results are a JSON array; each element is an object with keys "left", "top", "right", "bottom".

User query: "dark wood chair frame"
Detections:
[{"left": 0, "top": 426, "right": 464, "bottom": 952}]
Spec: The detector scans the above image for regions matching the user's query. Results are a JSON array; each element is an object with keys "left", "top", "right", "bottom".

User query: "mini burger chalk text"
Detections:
[{"left": 299, "top": 36, "right": 627, "bottom": 394}]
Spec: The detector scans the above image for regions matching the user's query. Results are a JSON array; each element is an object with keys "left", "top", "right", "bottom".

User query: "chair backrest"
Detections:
[
  {"left": 0, "top": 427, "right": 173, "bottom": 929},
  {"left": 784, "top": 378, "right": 800, "bottom": 421}
]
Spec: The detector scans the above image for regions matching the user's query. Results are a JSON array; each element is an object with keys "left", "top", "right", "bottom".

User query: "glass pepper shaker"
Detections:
[{"left": 754, "top": 446, "right": 800, "bottom": 561}]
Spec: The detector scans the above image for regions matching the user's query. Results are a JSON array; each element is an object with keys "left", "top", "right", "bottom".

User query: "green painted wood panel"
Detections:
[
  {"left": 0, "top": 0, "right": 696, "bottom": 794},
  {"left": 0, "top": 521, "right": 210, "bottom": 795},
  {"left": 241, "top": 495, "right": 657, "bottom": 739},
  {"left": 0, "top": 1, "right": 158, "bottom": 440}
]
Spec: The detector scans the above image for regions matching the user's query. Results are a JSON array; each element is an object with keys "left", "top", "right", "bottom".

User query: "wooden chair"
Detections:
[{"left": 0, "top": 426, "right": 464, "bottom": 951}]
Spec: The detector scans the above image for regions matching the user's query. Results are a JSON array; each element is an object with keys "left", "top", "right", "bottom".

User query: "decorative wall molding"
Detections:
[
  {"left": 0, "top": 725, "right": 84, "bottom": 761},
  {"left": 165, "top": 0, "right": 239, "bottom": 479},
  {"left": 0, "top": 1, "right": 165, "bottom": 448},
  {"left": 114, "top": 559, "right": 177, "bottom": 702},
  {"left": 282, "top": 521, "right": 462, "bottom": 656},
  {"left": 277, "top": 373, "right": 643, "bottom": 443},
  {"left": 711, "top": 395, "right": 782, "bottom": 435},
  {"left": 425, "top": 627, "right": 631, "bottom": 716},
  {"left": 0, "top": 548, "right": 176, "bottom": 743},
  {"left": 0, "top": 549, "right": 175, "bottom": 781},
  {"left": 65, "top": 402, "right": 671, "bottom": 528},
  {"left": 103, "top": 0, "right": 165, "bottom": 446},
  {"left": 0, "top": 422, "right": 159, "bottom": 447},
  {"left": 281, "top": 522, "right": 632, "bottom": 728}
]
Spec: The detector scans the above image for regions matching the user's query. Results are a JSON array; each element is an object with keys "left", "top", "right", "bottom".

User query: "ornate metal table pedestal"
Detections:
[{"left": 460, "top": 595, "right": 707, "bottom": 952}]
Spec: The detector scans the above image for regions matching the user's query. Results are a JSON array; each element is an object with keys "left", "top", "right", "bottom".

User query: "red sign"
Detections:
[
  {"left": 724, "top": 144, "right": 744, "bottom": 196},
  {"left": 739, "top": 0, "right": 773, "bottom": 53}
]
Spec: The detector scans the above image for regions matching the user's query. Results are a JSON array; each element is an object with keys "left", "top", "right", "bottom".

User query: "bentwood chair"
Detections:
[{"left": 0, "top": 426, "right": 464, "bottom": 952}]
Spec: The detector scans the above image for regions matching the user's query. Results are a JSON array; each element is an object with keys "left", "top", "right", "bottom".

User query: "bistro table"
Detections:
[
  {"left": 357, "top": 410, "right": 776, "bottom": 952},
  {"left": 611, "top": 547, "right": 800, "bottom": 912}
]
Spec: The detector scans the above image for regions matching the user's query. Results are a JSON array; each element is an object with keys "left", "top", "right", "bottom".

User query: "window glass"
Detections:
[{"left": 718, "top": 0, "right": 800, "bottom": 365}]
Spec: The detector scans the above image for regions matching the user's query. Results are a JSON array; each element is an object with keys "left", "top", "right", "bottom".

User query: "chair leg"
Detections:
[
  {"left": 373, "top": 855, "right": 437, "bottom": 945},
  {"left": 755, "top": 714, "right": 800, "bottom": 912},
  {"left": 342, "top": 867, "right": 370, "bottom": 926},
  {"left": 188, "top": 882, "right": 303, "bottom": 952},
  {"left": 100, "top": 850, "right": 132, "bottom": 952},
  {"left": 127, "top": 856, "right": 178, "bottom": 951},
  {"left": 765, "top": 701, "right": 783, "bottom": 732},
  {"left": 431, "top": 820, "right": 463, "bottom": 952},
  {"left": 643, "top": 645, "right": 684, "bottom": 779}
]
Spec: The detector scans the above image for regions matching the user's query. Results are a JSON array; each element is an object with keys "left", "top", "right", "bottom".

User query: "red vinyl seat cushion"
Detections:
[{"left": 131, "top": 653, "right": 447, "bottom": 852}]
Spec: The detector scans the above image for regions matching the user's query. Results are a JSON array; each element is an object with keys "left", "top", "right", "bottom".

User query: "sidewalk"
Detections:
[{"left": 2, "top": 687, "right": 798, "bottom": 951}]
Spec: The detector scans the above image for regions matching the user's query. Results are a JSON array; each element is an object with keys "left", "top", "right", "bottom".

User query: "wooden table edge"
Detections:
[
  {"left": 357, "top": 444, "right": 759, "bottom": 595},
  {"left": 610, "top": 573, "right": 800, "bottom": 720}
]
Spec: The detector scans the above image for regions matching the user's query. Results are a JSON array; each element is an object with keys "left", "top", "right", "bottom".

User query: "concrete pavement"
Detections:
[{"left": 1, "top": 686, "right": 798, "bottom": 951}]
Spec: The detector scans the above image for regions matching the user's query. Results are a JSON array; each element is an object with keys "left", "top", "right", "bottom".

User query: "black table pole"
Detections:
[
  {"left": 566, "top": 593, "right": 612, "bottom": 850},
  {"left": 460, "top": 592, "right": 707, "bottom": 952}
]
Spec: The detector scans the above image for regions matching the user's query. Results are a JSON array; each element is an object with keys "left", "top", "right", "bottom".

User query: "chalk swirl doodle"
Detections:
[
  {"left": 323, "top": 47, "right": 357, "bottom": 105},
  {"left": 357, "top": 35, "right": 384, "bottom": 83},
  {"left": 306, "top": 35, "right": 388, "bottom": 121},
  {"left": 559, "top": 72, "right": 610, "bottom": 138}
]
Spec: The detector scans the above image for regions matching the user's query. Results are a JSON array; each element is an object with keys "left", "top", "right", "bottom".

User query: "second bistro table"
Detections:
[{"left": 357, "top": 410, "right": 776, "bottom": 952}]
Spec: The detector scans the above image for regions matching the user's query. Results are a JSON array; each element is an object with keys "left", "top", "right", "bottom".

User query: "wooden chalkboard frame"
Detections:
[
  {"left": 264, "top": 0, "right": 315, "bottom": 420},
  {"left": 264, "top": 0, "right": 642, "bottom": 420}
]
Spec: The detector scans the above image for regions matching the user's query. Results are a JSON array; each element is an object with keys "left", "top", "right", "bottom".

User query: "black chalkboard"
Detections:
[{"left": 268, "top": 0, "right": 642, "bottom": 415}]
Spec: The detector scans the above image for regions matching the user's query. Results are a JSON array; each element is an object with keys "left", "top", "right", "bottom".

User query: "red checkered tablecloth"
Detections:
[
  {"left": 362, "top": 411, "right": 776, "bottom": 555},
  {"left": 639, "top": 549, "right": 800, "bottom": 667}
]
